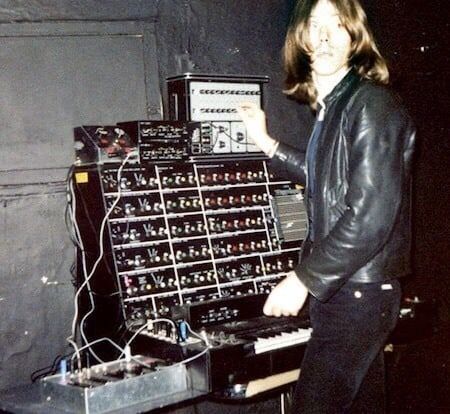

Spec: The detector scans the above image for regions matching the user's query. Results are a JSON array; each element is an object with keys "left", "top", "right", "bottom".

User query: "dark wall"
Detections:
[
  {"left": 363, "top": 0, "right": 450, "bottom": 314},
  {"left": 0, "top": 0, "right": 448, "bottom": 407}
]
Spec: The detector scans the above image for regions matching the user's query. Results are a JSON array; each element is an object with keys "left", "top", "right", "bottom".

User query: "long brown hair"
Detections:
[{"left": 284, "top": 0, "right": 389, "bottom": 106}]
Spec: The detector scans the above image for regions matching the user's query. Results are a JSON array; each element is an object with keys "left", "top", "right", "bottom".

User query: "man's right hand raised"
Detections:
[{"left": 236, "top": 102, "right": 278, "bottom": 156}]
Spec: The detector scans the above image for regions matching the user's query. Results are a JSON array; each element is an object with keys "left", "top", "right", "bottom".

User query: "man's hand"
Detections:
[
  {"left": 236, "top": 102, "right": 277, "bottom": 155},
  {"left": 263, "top": 271, "right": 309, "bottom": 317}
]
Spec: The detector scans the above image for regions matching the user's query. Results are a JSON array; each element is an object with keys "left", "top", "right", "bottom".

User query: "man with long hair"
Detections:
[{"left": 238, "top": 0, "right": 415, "bottom": 412}]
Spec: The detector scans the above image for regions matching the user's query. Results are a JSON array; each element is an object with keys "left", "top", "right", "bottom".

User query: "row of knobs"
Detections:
[
  {"left": 125, "top": 277, "right": 177, "bottom": 296},
  {"left": 208, "top": 216, "right": 263, "bottom": 232},
  {"left": 122, "top": 252, "right": 172, "bottom": 269},
  {"left": 113, "top": 217, "right": 264, "bottom": 243},
  {"left": 161, "top": 175, "right": 195, "bottom": 188},
  {"left": 104, "top": 168, "right": 268, "bottom": 193},
  {"left": 121, "top": 198, "right": 201, "bottom": 216},
  {"left": 118, "top": 175, "right": 158, "bottom": 191},
  {"left": 123, "top": 256, "right": 296, "bottom": 297},
  {"left": 213, "top": 239, "right": 268, "bottom": 257},
  {"left": 102, "top": 173, "right": 157, "bottom": 192},
  {"left": 264, "top": 258, "right": 296, "bottom": 273},
  {"left": 126, "top": 274, "right": 287, "bottom": 300},
  {"left": 114, "top": 227, "right": 166, "bottom": 243},
  {"left": 171, "top": 222, "right": 204, "bottom": 237},
  {"left": 179, "top": 272, "right": 215, "bottom": 287},
  {"left": 121, "top": 200, "right": 162, "bottom": 216},
  {"left": 219, "top": 266, "right": 261, "bottom": 281},
  {"left": 130, "top": 305, "right": 176, "bottom": 319},
  {"left": 118, "top": 194, "right": 267, "bottom": 217},
  {"left": 119, "top": 237, "right": 280, "bottom": 270},
  {"left": 204, "top": 193, "right": 268, "bottom": 208},
  {"left": 175, "top": 246, "right": 210, "bottom": 262},
  {"left": 120, "top": 250, "right": 293, "bottom": 272},
  {"left": 199, "top": 170, "right": 265, "bottom": 185},
  {"left": 125, "top": 259, "right": 294, "bottom": 294},
  {"left": 125, "top": 280, "right": 202, "bottom": 296},
  {"left": 166, "top": 198, "right": 201, "bottom": 211},
  {"left": 124, "top": 270, "right": 216, "bottom": 293},
  {"left": 105, "top": 173, "right": 196, "bottom": 191}
]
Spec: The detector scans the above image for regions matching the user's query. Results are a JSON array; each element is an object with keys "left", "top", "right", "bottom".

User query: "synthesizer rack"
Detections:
[
  {"left": 68, "top": 74, "right": 310, "bottom": 408},
  {"left": 72, "top": 134, "right": 310, "bottom": 399},
  {"left": 73, "top": 152, "right": 306, "bottom": 332}
]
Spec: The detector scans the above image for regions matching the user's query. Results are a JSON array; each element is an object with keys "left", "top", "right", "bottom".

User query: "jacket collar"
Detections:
[{"left": 323, "top": 68, "right": 360, "bottom": 106}]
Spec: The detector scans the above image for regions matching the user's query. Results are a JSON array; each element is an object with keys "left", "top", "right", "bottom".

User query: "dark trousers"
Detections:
[{"left": 291, "top": 279, "right": 401, "bottom": 414}]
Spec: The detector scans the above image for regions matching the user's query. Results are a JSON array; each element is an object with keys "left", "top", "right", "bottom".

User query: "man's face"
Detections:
[{"left": 308, "top": 0, "right": 352, "bottom": 77}]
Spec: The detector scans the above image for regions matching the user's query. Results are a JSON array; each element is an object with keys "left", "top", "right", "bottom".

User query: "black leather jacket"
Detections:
[{"left": 271, "top": 70, "right": 416, "bottom": 302}]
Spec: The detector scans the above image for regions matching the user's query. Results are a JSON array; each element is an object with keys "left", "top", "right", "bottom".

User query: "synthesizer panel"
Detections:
[{"left": 75, "top": 158, "right": 306, "bottom": 330}]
